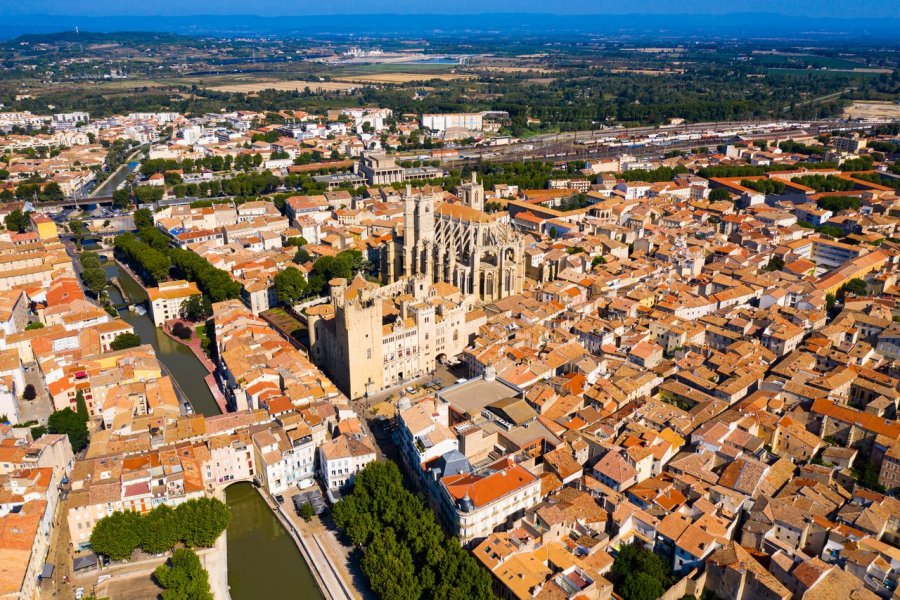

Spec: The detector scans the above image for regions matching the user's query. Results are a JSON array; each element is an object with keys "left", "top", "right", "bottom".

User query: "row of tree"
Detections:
[
  {"left": 792, "top": 174, "right": 856, "bottom": 193},
  {"left": 332, "top": 462, "right": 494, "bottom": 600},
  {"left": 620, "top": 165, "right": 689, "bottom": 183},
  {"left": 697, "top": 161, "right": 838, "bottom": 179},
  {"left": 90, "top": 498, "right": 231, "bottom": 561},
  {"left": 114, "top": 232, "right": 172, "bottom": 285},
  {"left": 116, "top": 212, "right": 242, "bottom": 306},
  {"left": 169, "top": 248, "right": 242, "bottom": 303},
  {"left": 740, "top": 178, "right": 786, "bottom": 195}
]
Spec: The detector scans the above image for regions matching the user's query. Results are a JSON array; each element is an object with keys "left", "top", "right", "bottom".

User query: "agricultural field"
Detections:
[
  {"left": 207, "top": 79, "right": 360, "bottom": 92},
  {"left": 749, "top": 52, "right": 866, "bottom": 69},
  {"left": 333, "top": 72, "right": 473, "bottom": 84}
]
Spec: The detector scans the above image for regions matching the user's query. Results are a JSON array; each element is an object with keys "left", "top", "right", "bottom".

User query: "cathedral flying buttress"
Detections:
[{"left": 383, "top": 176, "right": 525, "bottom": 302}]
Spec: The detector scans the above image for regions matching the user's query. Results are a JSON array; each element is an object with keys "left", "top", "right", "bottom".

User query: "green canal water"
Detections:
[
  {"left": 102, "top": 260, "right": 322, "bottom": 598},
  {"left": 225, "top": 483, "right": 323, "bottom": 599},
  {"left": 103, "top": 261, "right": 221, "bottom": 417}
]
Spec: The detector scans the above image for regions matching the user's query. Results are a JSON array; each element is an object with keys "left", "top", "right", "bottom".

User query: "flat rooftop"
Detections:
[{"left": 438, "top": 376, "right": 522, "bottom": 419}]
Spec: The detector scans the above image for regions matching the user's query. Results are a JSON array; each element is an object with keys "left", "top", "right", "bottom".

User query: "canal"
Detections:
[
  {"left": 92, "top": 151, "right": 142, "bottom": 198},
  {"left": 225, "top": 483, "right": 323, "bottom": 600},
  {"left": 102, "top": 258, "right": 322, "bottom": 598},
  {"left": 102, "top": 260, "right": 221, "bottom": 417}
]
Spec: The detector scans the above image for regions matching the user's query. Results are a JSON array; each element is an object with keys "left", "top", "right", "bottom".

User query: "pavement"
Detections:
[
  {"left": 201, "top": 533, "right": 231, "bottom": 600},
  {"left": 18, "top": 362, "right": 53, "bottom": 425}
]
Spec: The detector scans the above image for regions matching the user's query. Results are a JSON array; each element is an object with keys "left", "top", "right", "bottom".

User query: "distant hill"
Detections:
[
  {"left": 10, "top": 30, "right": 186, "bottom": 44},
  {"left": 3, "top": 13, "right": 900, "bottom": 41}
]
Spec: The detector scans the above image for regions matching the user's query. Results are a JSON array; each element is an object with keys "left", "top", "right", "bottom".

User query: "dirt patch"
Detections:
[
  {"left": 207, "top": 80, "right": 359, "bottom": 93},
  {"left": 609, "top": 68, "right": 685, "bottom": 75},
  {"left": 476, "top": 66, "right": 558, "bottom": 75},
  {"left": 103, "top": 572, "right": 162, "bottom": 600},
  {"left": 843, "top": 101, "right": 900, "bottom": 120},
  {"left": 333, "top": 73, "right": 473, "bottom": 84}
]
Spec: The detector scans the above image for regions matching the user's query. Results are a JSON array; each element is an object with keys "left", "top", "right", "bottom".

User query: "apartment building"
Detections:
[
  {"left": 437, "top": 456, "right": 541, "bottom": 547},
  {"left": 147, "top": 280, "right": 201, "bottom": 326},
  {"left": 318, "top": 434, "right": 377, "bottom": 492}
]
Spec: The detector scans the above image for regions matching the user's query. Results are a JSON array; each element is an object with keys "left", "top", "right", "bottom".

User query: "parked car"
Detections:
[{"left": 275, "top": 494, "right": 285, "bottom": 505}]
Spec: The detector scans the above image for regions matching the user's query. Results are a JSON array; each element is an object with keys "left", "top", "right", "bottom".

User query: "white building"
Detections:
[
  {"left": 146, "top": 280, "right": 201, "bottom": 326},
  {"left": 438, "top": 456, "right": 541, "bottom": 547},
  {"left": 318, "top": 434, "right": 377, "bottom": 491},
  {"left": 422, "top": 113, "right": 484, "bottom": 133}
]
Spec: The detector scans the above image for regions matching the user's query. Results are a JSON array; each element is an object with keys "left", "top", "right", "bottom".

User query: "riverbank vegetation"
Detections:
[{"left": 333, "top": 461, "right": 493, "bottom": 600}]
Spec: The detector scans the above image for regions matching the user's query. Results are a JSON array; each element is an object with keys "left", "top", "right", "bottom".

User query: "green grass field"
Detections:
[{"left": 752, "top": 53, "right": 864, "bottom": 69}]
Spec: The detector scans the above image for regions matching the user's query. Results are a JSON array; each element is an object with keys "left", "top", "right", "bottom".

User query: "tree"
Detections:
[
  {"left": 274, "top": 267, "right": 307, "bottom": 305},
  {"left": 75, "top": 390, "right": 89, "bottom": 422},
  {"left": 175, "top": 498, "right": 231, "bottom": 548},
  {"left": 182, "top": 295, "right": 212, "bottom": 322},
  {"left": 293, "top": 247, "right": 312, "bottom": 265},
  {"left": 41, "top": 182, "right": 64, "bottom": 201},
  {"left": 22, "top": 384, "right": 36, "bottom": 401},
  {"left": 708, "top": 188, "right": 732, "bottom": 201},
  {"left": 47, "top": 408, "right": 89, "bottom": 452},
  {"left": 610, "top": 542, "right": 671, "bottom": 600},
  {"left": 826, "top": 293, "right": 836, "bottom": 311},
  {"left": 112, "top": 188, "right": 131, "bottom": 209},
  {"left": 80, "top": 252, "right": 102, "bottom": 270},
  {"left": 333, "top": 462, "right": 493, "bottom": 600},
  {"left": 817, "top": 195, "right": 861, "bottom": 213},
  {"left": 842, "top": 278, "right": 868, "bottom": 297},
  {"left": 4, "top": 210, "right": 30, "bottom": 233},
  {"left": 90, "top": 510, "right": 142, "bottom": 561},
  {"left": 135, "top": 186, "right": 165, "bottom": 204},
  {"left": 133, "top": 208, "right": 154, "bottom": 230},
  {"left": 154, "top": 549, "right": 213, "bottom": 600},
  {"left": 549, "top": 226, "right": 559, "bottom": 239},
  {"left": 140, "top": 505, "right": 180, "bottom": 555},
  {"left": 69, "top": 219, "right": 87, "bottom": 246},
  {"left": 111, "top": 332, "right": 142, "bottom": 351},
  {"left": 172, "top": 322, "right": 192, "bottom": 340},
  {"left": 620, "top": 572, "right": 664, "bottom": 600},
  {"left": 25, "top": 322, "right": 44, "bottom": 330},
  {"left": 764, "top": 256, "right": 785, "bottom": 272},
  {"left": 81, "top": 267, "right": 108, "bottom": 296},
  {"left": 298, "top": 502, "right": 315, "bottom": 522},
  {"left": 284, "top": 236, "right": 308, "bottom": 247},
  {"left": 816, "top": 224, "right": 844, "bottom": 238}
]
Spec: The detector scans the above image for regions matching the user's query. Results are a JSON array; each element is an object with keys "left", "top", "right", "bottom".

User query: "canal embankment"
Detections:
[{"left": 102, "top": 259, "right": 221, "bottom": 416}]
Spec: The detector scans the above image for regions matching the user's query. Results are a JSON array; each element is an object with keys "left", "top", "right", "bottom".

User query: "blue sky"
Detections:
[{"left": 6, "top": 0, "right": 897, "bottom": 18}]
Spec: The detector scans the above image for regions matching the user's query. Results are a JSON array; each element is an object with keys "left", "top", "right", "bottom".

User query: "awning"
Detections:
[
  {"left": 73, "top": 554, "right": 98, "bottom": 571},
  {"left": 39, "top": 564, "right": 54, "bottom": 579}
]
